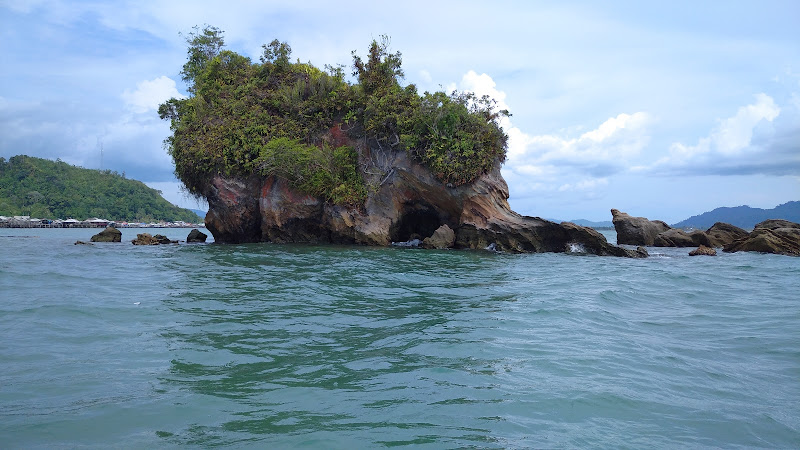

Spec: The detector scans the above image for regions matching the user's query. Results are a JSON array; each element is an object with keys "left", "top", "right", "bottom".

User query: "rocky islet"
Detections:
[{"left": 611, "top": 209, "right": 799, "bottom": 256}]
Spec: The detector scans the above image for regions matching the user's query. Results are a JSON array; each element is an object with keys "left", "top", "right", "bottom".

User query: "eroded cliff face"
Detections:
[{"left": 204, "top": 146, "right": 645, "bottom": 257}]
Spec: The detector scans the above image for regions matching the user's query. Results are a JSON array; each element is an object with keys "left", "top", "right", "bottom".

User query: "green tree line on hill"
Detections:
[
  {"left": 0, "top": 155, "right": 202, "bottom": 222},
  {"left": 159, "top": 26, "right": 509, "bottom": 207}
]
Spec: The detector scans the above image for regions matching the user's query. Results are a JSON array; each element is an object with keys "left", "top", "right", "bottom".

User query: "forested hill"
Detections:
[
  {"left": 0, "top": 155, "right": 201, "bottom": 222},
  {"left": 672, "top": 201, "right": 800, "bottom": 229}
]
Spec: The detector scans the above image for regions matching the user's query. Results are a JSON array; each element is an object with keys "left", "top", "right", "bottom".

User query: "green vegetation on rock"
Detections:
[
  {"left": 253, "top": 138, "right": 366, "bottom": 207},
  {"left": 160, "top": 27, "right": 509, "bottom": 204},
  {"left": 0, "top": 155, "right": 202, "bottom": 222}
]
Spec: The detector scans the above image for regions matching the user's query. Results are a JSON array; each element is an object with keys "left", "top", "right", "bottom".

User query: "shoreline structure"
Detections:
[{"left": 0, "top": 216, "right": 204, "bottom": 229}]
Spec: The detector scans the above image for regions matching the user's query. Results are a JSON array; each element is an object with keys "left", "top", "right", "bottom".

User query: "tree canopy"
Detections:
[
  {"left": 0, "top": 155, "right": 202, "bottom": 222},
  {"left": 160, "top": 26, "right": 509, "bottom": 205}
]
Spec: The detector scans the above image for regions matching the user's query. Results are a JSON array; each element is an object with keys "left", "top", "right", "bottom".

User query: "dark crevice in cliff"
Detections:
[{"left": 390, "top": 202, "right": 443, "bottom": 242}]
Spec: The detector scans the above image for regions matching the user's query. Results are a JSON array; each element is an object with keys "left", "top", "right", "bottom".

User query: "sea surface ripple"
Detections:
[{"left": 1, "top": 228, "right": 798, "bottom": 448}]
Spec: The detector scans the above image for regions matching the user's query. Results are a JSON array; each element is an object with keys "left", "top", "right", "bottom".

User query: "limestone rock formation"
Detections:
[
  {"left": 90, "top": 226, "right": 122, "bottom": 243},
  {"left": 611, "top": 209, "right": 671, "bottom": 246},
  {"left": 187, "top": 228, "right": 208, "bottom": 243},
  {"left": 723, "top": 219, "right": 800, "bottom": 256},
  {"left": 422, "top": 224, "right": 455, "bottom": 249},
  {"left": 705, "top": 222, "right": 749, "bottom": 247},
  {"left": 203, "top": 151, "right": 644, "bottom": 257},
  {"left": 654, "top": 229, "right": 695, "bottom": 247},
  {"left": 653, "top": 228, "right": 711, "bottom": 247},
  {"left": 689, "top": 245, "right": 717, "bottom": 256}
]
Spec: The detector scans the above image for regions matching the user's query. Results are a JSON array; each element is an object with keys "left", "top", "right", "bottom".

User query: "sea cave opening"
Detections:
[{"left": 390, "top": 202, "right": 443, "bottom": 243}]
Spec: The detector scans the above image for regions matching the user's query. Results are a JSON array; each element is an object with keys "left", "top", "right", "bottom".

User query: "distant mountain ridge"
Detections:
[
  {"left": 672, "top": 201, "right": 800, "bottom": 229},
  {"left": 190, "top": 209, "right": 208, "bottom": 219},
  {"left": 0, "top": 155, "right": 202, "bottom": 222}
]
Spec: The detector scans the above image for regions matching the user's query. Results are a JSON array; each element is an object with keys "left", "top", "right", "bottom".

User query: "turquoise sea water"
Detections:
[{"left": 1, "top": 227, "right": 798, "bottom": 448}]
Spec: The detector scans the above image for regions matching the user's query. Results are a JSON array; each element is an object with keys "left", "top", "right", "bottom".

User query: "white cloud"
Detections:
[
  {"left": 121, "top": 76, "right": 184, "bottom": 114},
  {"left": 451, "top": 71, "right": 651, "bottom": 204},
  {"left": 515, "top": 112, "right": 651, "bottom": 166},
  {"left": 418, "top": 70, "right": 432, "bottom": 84},
  {"left": 558, "top": 178, "right": 609, "bottom": 192},
  {"left": 452, "top": 70, "right": 651, "bottom": 169},
  {"left": 651, "top": 93, "right": 798, "bottom": 176},
  {"left": 668, "top": 93, "right": 779, "bottom": 159}
]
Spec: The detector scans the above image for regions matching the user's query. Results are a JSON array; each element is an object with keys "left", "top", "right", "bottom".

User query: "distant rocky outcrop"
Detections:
[
  {"left": 689, "top": 245, "right": 717, "bottom": 256},
  {"left": 723, "top": 220, "right": 800, "bottom": 256},
  {"left": 186, "top": 228, "right": 208, "bottom": 243},
  {"left": 612, "top": 210, "right": 753, "bottom": 249},
  {"left": 705, "top": 222, "right": 749, "bottom": 248},
  {"left": 132, "top": 233, "right": 176, "bottom": 245},
  {"left": 202, "top": 153, "right": 645, "bottom": 257},
  {"left": 611, "top": 209, "right": 671, "bottom": 246},
  {"left": 90, "top": 226, "right": 122, "bottom": 243}
]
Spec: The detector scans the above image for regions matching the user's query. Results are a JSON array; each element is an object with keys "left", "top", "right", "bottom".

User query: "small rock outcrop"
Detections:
[
  {"left": 422, "top": 224, "right": 455, "bottom": 249},
  {"left": 653, "top": 228, "right": 711, "bottom": 247},
  {"left": 689, "top": 245, "right": 717, "bottom": 256},
  {"left": 654, "top": 228, "right": 694, "bottom": 247},
  {"left": 132, "top": 233, "right": 176, "bottom": 245},
  {"left": 187, "top": 228, "right": 208, "bottom": 243},
  {"left": 90, "top": 226, "right": 122, "bottom": 243},
  {"left": 74, "top": 240, "right": 93, "bottom": 245},
  {"left": 611, "top": 209, "right": 671, "bottom": 246},
  {"left": 723, "top": 220, "right": 800, "bottom": 256},
  {"left": 705, "top": 222, "right": 749, "bottom": 247}
]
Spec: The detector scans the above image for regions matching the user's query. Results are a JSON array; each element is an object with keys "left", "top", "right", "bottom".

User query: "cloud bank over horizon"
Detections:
[{"left": 1, "top": 0, "right": 798, "bottom": 222}]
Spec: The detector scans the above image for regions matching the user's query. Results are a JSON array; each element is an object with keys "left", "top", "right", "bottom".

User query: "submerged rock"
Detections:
[
  {"left": 202, "top": 149, "right": 644, "bottom": 257},
  {"left": 90, "top": 226, "right": 122, "bottom": 243},
  {"left": 187, "top": 228, "right": 208, "bottom": 243},
  {"left": 723, "top": 219, "right": 800, "bottom": 256},
  {"left": 689, "top": 245, "right": 717, "bottom": 256}
]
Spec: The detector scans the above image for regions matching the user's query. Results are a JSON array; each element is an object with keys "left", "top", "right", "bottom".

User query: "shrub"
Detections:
[{"left": 253, "top": 138, "right": 366, "bottom": 207}]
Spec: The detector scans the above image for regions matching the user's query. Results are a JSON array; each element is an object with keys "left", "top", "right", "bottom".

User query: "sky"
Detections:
[{"left": 1, "top": 0, "right": 798, "bottom": 223}]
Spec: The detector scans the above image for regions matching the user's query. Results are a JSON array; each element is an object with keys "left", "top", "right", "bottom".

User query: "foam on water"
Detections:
[{"left": 566, "top": 242, "right": 587, "bottom": 254}]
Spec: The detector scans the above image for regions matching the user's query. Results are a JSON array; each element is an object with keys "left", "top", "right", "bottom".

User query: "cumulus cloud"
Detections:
[
  {"left": 450, "top": 70, "right": 652, "bottom": 202},
  {"left": 508, "top": 112, "right": 651, "bottom": 174},
  {"left": 121, "top": 76, "right": 184, "bottom": 114},
  {"left": 649, "top": 93, "right": 800, "bottom": 176},
  {"left": 453, "top": 71, "right": 650, "bottom": 173}
]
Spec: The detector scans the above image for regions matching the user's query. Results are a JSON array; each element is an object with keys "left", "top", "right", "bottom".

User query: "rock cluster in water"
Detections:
[
  {"left": 78, "top": 228, "right": 208, "bottom": 246},
  {"left": 131, "top": 233, "right": 177, "bottom": 245},
  {"left": 611, "top": 209, "right": 800, "bottom": 256},
  {"left": 202, "top": 149, "right": 645, "bottom": 257},
  {"left": 723, "top": 219, "right": 800, "bottom": 256}
]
